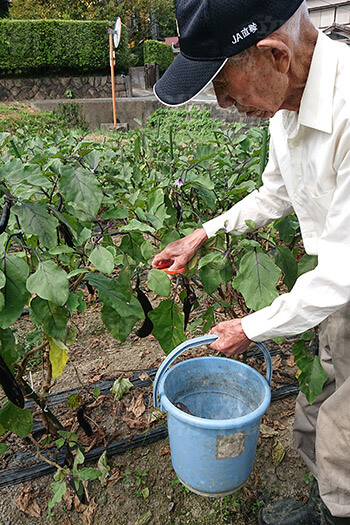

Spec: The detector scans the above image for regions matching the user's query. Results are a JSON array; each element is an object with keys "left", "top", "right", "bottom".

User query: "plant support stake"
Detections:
[
  {"left": 108, "top": 28, "right": 117, "bottom": 127},
  {"left": 108, "top": 18, "right": 122, "bottom": 128}
]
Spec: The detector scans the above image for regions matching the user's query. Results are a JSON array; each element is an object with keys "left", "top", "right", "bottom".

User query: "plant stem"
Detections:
[{"left": 16, "top": 340, "right": 49, "bottom": 381}]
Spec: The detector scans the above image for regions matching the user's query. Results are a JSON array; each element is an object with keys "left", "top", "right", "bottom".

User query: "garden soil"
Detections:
[{"left": 0, "top": 305, "right": 311, "bottom": 525}]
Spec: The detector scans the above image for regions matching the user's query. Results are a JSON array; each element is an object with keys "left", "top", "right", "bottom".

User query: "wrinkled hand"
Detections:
[
  {"left": 152, "top": 228, "right": 208, "bottom": 272},
  {"left": 208, "top": 318, "right": 251, "bottom": 356}
]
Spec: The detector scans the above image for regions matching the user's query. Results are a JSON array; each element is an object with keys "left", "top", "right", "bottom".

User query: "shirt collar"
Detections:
[{"left": 298, "top": 31, "right": 337, "bottom": 134}]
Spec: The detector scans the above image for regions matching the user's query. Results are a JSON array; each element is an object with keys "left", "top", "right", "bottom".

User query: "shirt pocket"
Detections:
[{"left": 303, "top": 186, "right": 335, "bottom": 230}]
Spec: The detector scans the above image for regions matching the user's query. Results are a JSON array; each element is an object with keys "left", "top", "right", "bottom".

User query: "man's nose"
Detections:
[{"left": 216, "top": 92, "right": 236, "bottom": 109}]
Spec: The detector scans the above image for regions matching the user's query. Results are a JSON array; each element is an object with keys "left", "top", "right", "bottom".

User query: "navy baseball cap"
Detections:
[{"left": 154, "top": 0, "right": 305, "bottom": 106}]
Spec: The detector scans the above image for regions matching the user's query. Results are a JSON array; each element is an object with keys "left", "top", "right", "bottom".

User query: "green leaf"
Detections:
[
  {"left": 48, "top": 481, "right": 67, "bottom": 510},
  {"left": 292, "top": 340, "right": 307, "bottom": 359},
  {"left": 0, "top": 269, "right": 5, "bottom": 289},
  {"left": 58, "top": 165, "right": 102, "bottom": 222},
  {"left": 66, "top": 292, "right": 80, "bottom": 313},
  {"left": 233, "top": 250, "right": 280, "bottom": 311},
  {"left": 49, "top": 246, "right": 75, "bottom": 255},
  {"left": 298, "top": 254, "right": 318, "bottom": 277},
  {"left": 48, "top": 337, "right": 69, "bottom": 379},
  {"left": 300, "top": 330, "right": 314, "bottom": 341},
  {"left": 102, "top": 208, "right": 129, "bottom": 220},
  {"left": 148, "top": 299, "right": 185, "bottom": 354},
  {"left": 86, "top": 273, "right": 143, "bottom": 321},
  {"left": 140, "top": 487, "right": 150, "bottom": 499},
  {"left": 141, "top": 240, "right": 153, "bottom": 261},
  {"left": 275, "top": 215, "right": 300, "bottom": 243},
  {"left": 0, "top": 254, "right": 30, "bottom": 329},
  {"left": 0, "top": 132, "right": 11, "bottom": 149},
  {"left": 0, "top": 443, "right": 8, "bottom": 454},
  {"left": 78, "top": 468, "right": 102, "bottom": 481},
  {"left": 245, "top": 220, "right": 257, "bottom": 230},
  {"left": 147, "top": 269, "right": 171, "bottom": 298},
  {"left": 26, "top": 261, "right": 69, "bottom": 306},
  {"left": 0, "top": 291, "right": 4, "bottom": 313},
  {"left": 202, "top": 306, "right": 215, "bottom": 332},
  {"left": 0, "top": 328, "right": 18, "bottom": 372},
  {"left": 110, "top": 377, "right": 133, "bottom": 401},
  {"left": 30, "top": 297, "right": 67, "bottom": 339},
  {"left": 55, "top": 438, "right": 65, "bottom": 449},
  {"left": 0, "top": 402, "right": 33, "bottom": 437},
  {"left": 295, "top": 355, "right": 328, "bottom": 404},
  {"left": 1, "top": 161, "right": 51, "bottom": 199},
  {"left": 199, "top": 266, "right": 223, "bottom": 295},
  {"left": 198, "top": 252, "right": 225, "bottom": 270},
  {"left": 67, "top": 268, "right": 88, "bottom": 278},
  {"left": 101, "top": 302, "right": 142, "bottom": 342},
  {"left": 94, "top": 386, "right": 101, "bottom": 398},
  {"left": 97, "top": 451, "right": 110, "bottom": 486},
  {"left": 89, "top": 246, "right": 114, "bottom": 275},
  {"left": 274, "top": 245, "right": 298, "bottom": 291},
  {"left": 119, "top": 219, "right": 155, "bottom": 234},
  {"left": 13, "top": 202, "right": 58, "bottom": 249},
  {"left": 67, "top": 393, "right": 83, "bottom": 410}
]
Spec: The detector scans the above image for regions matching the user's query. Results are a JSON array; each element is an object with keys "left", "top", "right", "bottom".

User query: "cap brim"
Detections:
[{"left": 154, "top": 53, "right": 227, "bottom": 107}]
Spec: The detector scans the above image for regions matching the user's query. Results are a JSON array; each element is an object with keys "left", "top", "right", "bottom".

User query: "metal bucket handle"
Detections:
[{"left": 153, "top": 334, "right": 272, "bottom": 409}]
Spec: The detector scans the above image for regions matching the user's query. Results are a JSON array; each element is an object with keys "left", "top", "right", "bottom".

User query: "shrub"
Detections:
[
  {"left": 0, "top": 19, "right": 129, "bottom": 78},
  {"left": 144, "top": 39, "right": 174, "bottom": 72}
]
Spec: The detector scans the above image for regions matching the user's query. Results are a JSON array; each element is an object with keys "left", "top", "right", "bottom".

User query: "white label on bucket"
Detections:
[{"left": 216, "top": 432, "right": 246, "bottom": 460}]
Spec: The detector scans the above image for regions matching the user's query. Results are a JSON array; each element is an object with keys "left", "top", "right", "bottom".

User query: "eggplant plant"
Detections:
[{"left": 0, "top": 109, "right": 326, "bottom": 508}]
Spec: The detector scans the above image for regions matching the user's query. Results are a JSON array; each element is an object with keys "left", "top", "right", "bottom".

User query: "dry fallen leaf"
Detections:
[
  {"left": 272, "top": 439, "right": 285, "bottom": 467},
  {"left": 286, "top": 354, "right": 296, "bottom": 367},
  {"left": 280, "top": 408, "right": 295, "bottom": 418},
  {"left": 82, "top": 497, "right": 97, "bottom": 525},
  {"left": 138, "top": 372, "right": 151, "bottom": 382},
  {"left": 160, "top": 444, "right": 171, "bottom": 456},
  {"left": 15, "top": 487, "right": 41, "bottom": 518},
  {"left": 272, "top": 355, "right": 282, "bottom": 370},
  {"left": 260, "top": 424, "right": 278, "bottom": 438},
  {"left": 127, "top": 392, "right": 146, "bottom": 418},
  {"left": 62, "top": 487, "right": 75, "bottom": 511},
  {"left": 122, "top": 415, "right": 147, "bottom": 429},
  {"left": 107, "top": 467, "right": 123, "bottom": 486},
  {"left": 273, "top": 419, "right": 286, "bottom": 431}
]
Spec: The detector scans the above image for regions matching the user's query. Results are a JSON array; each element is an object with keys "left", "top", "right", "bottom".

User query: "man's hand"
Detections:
[
  {"left": 208, "top": 318, "right": 251, "bottom": 356},
  {"left": 152, "top": 228, "right": 208, "bottom": 272}
]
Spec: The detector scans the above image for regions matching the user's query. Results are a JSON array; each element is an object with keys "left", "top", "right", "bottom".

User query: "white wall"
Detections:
[{"left": 307, "top": 0, "right": 350, "bottom": 28}]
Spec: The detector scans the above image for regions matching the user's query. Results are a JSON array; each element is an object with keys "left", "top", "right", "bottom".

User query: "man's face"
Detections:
[{"left": 212, "top": 52, "right": 289, "bottom": 119}]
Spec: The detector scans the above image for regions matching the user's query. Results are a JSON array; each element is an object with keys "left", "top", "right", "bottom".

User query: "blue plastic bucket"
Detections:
[{"left": 153, "top": 334, "right": 272, "bottom": 497}]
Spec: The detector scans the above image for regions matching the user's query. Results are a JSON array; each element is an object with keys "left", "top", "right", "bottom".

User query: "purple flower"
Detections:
[{"left": 174, "top": 178, "right": 185, "bottom": 187}]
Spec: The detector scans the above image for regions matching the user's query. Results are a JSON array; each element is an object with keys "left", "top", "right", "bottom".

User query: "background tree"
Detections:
[
  {"left": 0, "top": 0, "right": 9, "bottom": 18},
  {"left": 9, "top": 0, "right": 176, "bottom": 41}
]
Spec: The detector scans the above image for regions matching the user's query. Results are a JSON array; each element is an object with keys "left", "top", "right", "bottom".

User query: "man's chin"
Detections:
[{"left": 246, "top": 110, "right": 274, "bottom": 119}]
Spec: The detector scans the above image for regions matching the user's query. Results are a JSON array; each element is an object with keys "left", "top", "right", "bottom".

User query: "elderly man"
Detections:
[{"left": 152, "top": 1, "right": 350, "bottom": 524}]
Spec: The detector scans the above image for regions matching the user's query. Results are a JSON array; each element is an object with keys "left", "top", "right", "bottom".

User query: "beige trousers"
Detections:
[{"left": 294, "top": 303, "right": 350, "bottom": 518}]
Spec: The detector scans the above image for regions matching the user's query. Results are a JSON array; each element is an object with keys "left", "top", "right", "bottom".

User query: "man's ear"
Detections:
[{"left": 256, "top": 37, "right": 291, "bottom": 74}]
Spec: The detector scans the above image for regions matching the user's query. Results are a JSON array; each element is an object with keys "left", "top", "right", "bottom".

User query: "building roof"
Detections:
[{"left": 164, "top": 37, "right": 179, "bottom": 48}]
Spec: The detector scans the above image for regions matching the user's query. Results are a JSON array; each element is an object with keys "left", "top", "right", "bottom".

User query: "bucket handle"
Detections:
[{"left": 153, "top": 334, "right": 272, "bottom": 409}]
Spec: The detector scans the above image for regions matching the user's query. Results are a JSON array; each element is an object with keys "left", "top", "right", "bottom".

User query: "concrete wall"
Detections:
[{"left": 30, "top": 96, "right": 260, "bottom": 131}]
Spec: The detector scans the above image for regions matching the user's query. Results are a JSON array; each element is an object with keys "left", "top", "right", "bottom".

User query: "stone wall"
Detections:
[{"left": 0, "top": 74, "right": 130, "bottom": 102}]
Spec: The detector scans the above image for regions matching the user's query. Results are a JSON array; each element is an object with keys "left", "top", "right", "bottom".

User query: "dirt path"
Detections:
[{"left": 0, "top": 309, "right": 310, "bottom": 525}]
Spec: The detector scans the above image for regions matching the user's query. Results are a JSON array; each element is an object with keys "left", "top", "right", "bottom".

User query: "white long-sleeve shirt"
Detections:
[{"left": 203, "top": 31, "right": 350, "bottom": 342}]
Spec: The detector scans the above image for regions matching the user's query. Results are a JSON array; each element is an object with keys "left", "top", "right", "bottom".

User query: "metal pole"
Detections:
[{"left": 109, "top": 29, "right": 117, "bottom": 127}]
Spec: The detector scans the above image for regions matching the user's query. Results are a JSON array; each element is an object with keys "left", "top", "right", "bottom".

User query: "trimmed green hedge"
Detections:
[
  {"left": 144, "top": 40, "right": 174, "bottom": 73},
  {"left": 0, "top": 19, "right": 129, "bottom": 78}
]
